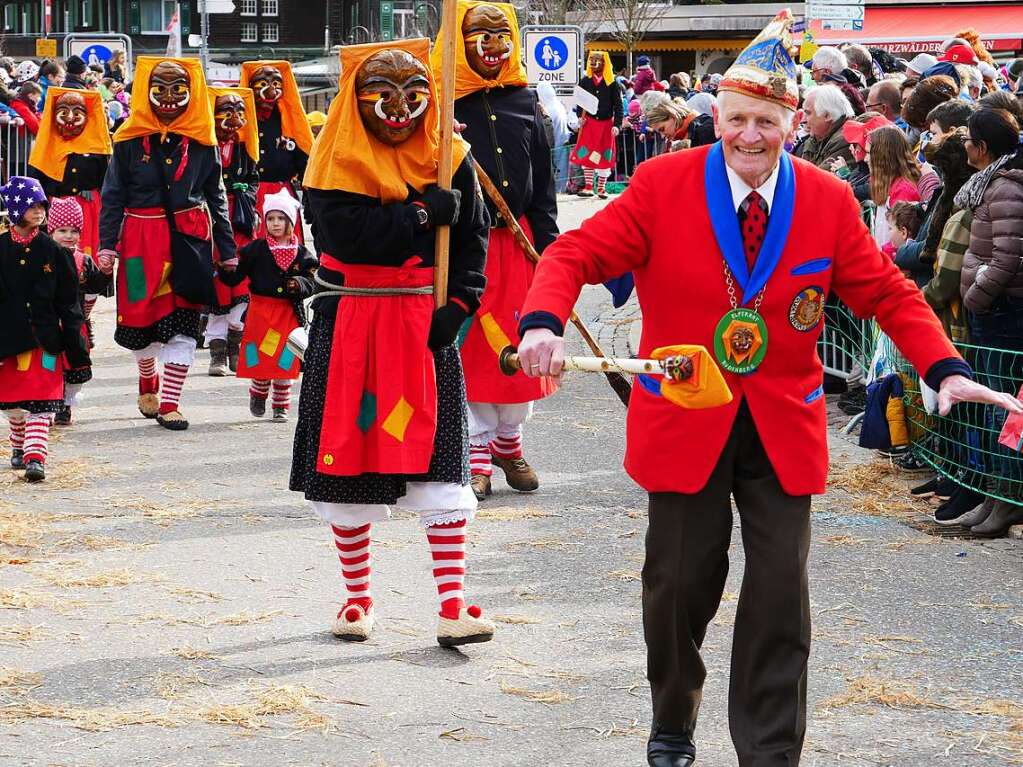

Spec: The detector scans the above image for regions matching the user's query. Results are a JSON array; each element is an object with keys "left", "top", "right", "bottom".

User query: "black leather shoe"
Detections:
[{"left": 648, "top": 728, "right": 696, "bottom": 767}]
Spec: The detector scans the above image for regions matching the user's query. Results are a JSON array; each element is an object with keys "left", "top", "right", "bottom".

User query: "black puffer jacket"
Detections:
[{"left": 961, "top": 167, "right": 1023, "bottom": 313}]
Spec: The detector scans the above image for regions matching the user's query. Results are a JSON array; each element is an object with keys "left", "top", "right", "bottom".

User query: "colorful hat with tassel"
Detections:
[{"left": 717, "top": 9, "right": 800, "bottom": 110}]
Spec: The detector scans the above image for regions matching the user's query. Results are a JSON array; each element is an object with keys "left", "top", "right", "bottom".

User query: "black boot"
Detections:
[
  {"left": 53, "top": 404, "right": 72, "bottom": 426},
  {"left": 23, "top": 460, "right": 45, "bottom": 482},
  {"left": 208, "top": 339, "right": 230, "bottom": 377},
  {"left": 227, "top": 329, "right": 243, "bottom": 373},
  {"left": 647, "top": 726, "right": 696, "bottom": 767},
  {"left": 10, "top": 448, "right": 24, "bottom": 470},
  {"left": 250, "top": 394, "right": 267, "bottom": 418}
]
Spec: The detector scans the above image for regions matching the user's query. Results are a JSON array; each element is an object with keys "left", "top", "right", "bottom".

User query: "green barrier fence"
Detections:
[{"left": 823, "top": 305, "right": 1023, "bottom": 504}]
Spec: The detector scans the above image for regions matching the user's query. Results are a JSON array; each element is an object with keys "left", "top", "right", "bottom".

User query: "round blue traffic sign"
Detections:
[
  {"left": 80, "top": 45, "right": 113, "bottom": 67},
  {"left": 534, "top": 36, "right": 568, "bottom": 72}
]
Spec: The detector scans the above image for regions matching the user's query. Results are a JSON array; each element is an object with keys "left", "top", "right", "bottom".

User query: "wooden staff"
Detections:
[
  {"left": 433, "top": 0, "right": 459, "bottom": 307},
  {"left": 473, "top": 158, "right": 633, "bottom": 406},
  {"left": 500, "top": 346, "right": 694, "bottom": 383}
]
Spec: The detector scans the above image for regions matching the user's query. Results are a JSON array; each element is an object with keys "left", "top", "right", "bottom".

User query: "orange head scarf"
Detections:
[
  {"left": 208, "top": 86, "right": 260, "bottom": 163},
  {"left": 29, "top": 86, "right": 112, "bottom": 182},
  {"left": 304, "top": 38, "right": 469, "bottom": 204},
  {"left": 240, "top": 60, "right": 314, "bottom": 156},
  {"left": 585, "top": 50, "right": 614, "bottom": 86},
  {"left": 114, "top": 56, "right": 216, "bottom": 146},
  {"left": 431, "top": 0, "right": 527, "bottom": 101}
]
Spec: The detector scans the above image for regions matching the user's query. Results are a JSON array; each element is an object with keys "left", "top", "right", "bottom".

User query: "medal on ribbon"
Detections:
[{"left": 703, "top": 142, "right": 796, "bottom": 376}]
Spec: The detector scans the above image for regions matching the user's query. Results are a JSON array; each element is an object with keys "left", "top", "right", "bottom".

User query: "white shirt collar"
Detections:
[{"left": 725, "top": 162, "right": 780, "bottom": 214}]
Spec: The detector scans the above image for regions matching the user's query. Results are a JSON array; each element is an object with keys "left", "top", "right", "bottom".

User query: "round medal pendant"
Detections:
[{"left": 713, "top": 308, "right": 768, "bottom": 375}]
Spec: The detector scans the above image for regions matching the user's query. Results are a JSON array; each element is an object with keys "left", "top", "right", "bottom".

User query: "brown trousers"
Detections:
[{"left": 642, "top": 402, "right": 811, "bottom": 767}]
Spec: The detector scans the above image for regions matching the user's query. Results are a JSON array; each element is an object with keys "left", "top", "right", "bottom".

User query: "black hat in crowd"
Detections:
[{"left": 66, "top": 55, "right": 87, "bottom": 75}]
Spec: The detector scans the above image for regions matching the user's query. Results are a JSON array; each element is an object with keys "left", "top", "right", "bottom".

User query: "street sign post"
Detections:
[
  {"left": 380, "top": 0, "right": 395, "bottom": 42},
  {"left": 64, "top": 33, "right": 133, "bottom": 79},
  {"left": 805, "top": 0, "right": 865, "bottom": 32},
  {"left": 521, "top": 26, "right": 582, "bottom": 96}
]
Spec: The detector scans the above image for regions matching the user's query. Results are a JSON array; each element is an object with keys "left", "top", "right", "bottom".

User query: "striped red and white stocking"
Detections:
[
  {"left": 427, "top": 520, "right": 469, "bottom": 619},
  {"left": 137, "top": 357, "right": 159, "bottom": 395},
  {"left": 7, "top": 415, "right": 25, "bottom": 451},
  {"left": 158, "top": 363, "right": 189, "bottom": 415},
  {"left": 271, "top": 380, "right": 292, "bottom": 410},
  {"left": 332, "top": 523, "right": 372, "bottom": 618},
  {"left": 596, "top": 173, "right": 608, "bottom": 195},
  {"left": 490, "top": 430, "right": 523, "bottom": 460},
  {"left": 23, "top": 414, "right": 51, "bottom": 464},
  {"left": 469, "top": 443, "right": 492, "bottom": 477},
  {"left": 249, "top": 379, "right": 271, "bottom": 401},
  {"left": 83, "top": 296, "right": 97, "bottom": 321},
  {"left": 582, "top": 169, "right": 595, "bottom": 191}
]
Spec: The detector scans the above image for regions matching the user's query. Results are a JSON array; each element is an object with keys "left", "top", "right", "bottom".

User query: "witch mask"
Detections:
[
  {"left": 54, "top": 92, "right": 88, "bottom": 139},
  {"left": 589, "top": 52, "right": 604, "bottom": 76},
  {"left": 462, "top": 5, "right": 513, "bottom": 79},
  {"left": 149, "top": 61, "right": 191, "bottom": 125},
  {"left": 356, "top": 50, "right": 431, "bottom": 147},
  {"left": 251, "top": 65, "right": 284, "bottom": 113},
  {"left": 214, "top": 93, "right": 247, "bottom": 143}
]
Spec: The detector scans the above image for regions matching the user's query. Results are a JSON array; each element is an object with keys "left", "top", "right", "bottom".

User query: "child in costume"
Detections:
[
  {"left": 292, "top": 39, "right": 494, "bottom": 646},
  {"left": 0, "top": 178, "right": 89, "bottom": 482},
  {"left": 219, "top": 190, "right": 316, "bottom": 421},
  {"left": 239, "top": 61, "right": 313, "bottom": 243},
  {"left": 205, "top": 86, "right": 261, "bottom": 376},
  {"left": 47, "top": 196, "right": 111, "bottom": 425},
  {"left": 432, "top": 1, "right": 559, "bottom": 500},
  {"left": 98, "top": 57, "right": 236, "bottom": 431}
]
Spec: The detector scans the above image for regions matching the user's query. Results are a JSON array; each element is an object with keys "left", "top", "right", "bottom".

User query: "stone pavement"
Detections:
[{"left": 0, "top": 195, "right": 1020, "bottom": 767}]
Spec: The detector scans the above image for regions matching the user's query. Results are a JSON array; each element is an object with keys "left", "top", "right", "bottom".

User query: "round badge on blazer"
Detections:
[{"left": 788, "top": 287, "right": 825, "bottom": 332}]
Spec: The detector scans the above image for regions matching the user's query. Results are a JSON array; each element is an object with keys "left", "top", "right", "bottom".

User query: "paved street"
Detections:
[{"left": 1, "top": 195, "right": 1021, "bottom": 767}]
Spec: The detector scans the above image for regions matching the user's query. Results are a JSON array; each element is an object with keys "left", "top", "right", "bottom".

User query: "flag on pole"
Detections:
[
  {"left": 166, "top": 3, "right": 182, "bottom": 57},
  {"left": 44, "top": 0, "right": 52, "bottom": 35}
]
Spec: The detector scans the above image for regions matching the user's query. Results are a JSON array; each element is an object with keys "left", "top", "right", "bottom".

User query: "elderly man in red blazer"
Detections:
[{"left": 515, "top": 11, "right": 1022, "bottom": 767}]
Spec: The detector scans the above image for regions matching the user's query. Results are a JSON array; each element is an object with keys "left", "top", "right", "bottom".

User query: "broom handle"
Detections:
[
  {"left": 433, "top": 0, "right": 459, "bottom": 307},
  {"left": 471, "top": 158, "right": 611, "bottom": 361}
]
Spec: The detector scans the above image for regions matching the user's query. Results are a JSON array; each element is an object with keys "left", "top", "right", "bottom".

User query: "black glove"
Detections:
[
  {"left": 419, "top": 184, "right": 462, "bottom": 229},
  {"left": 427, "top": 302, "right": 469, "bottom": 352}
]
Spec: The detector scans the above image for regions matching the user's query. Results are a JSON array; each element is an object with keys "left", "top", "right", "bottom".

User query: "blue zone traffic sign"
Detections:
[
  {"left": 534, "top": 36, "right": 568, "bottom": 72},
  {"left": 81, "top": 45, "right": 113, "bottom": 66}
]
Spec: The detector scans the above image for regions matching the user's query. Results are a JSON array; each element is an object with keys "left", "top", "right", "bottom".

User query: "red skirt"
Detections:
[
  {"left": 316, "top": 259, "right": 437, "bottom": 477},
  {"left": 0, "top": 347, "right": 64, "bottom": 406},
  {"left": 235, "top": 295, "right": 301, "bottom": 380},
  {"left": 255, "top": 181, "right": 303, "bottom": 244},
  {"left": 77, "top": 190, "right": 102, "bottom": 264},
  {"left": 460, "top": 222, "right": 559, "bottom": 404},
  {"left": 213, "top": 196, "right": 252, "bottom": 310},
  {"left": 570, "top": 117, "right": 616, "bottom": 171},
  {"left": 115, "top": 207, "right": 208, "bottom": 329}
]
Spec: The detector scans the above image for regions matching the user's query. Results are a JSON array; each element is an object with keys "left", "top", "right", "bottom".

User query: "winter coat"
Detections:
[
  {"left": 923, "top": 209, "right": 971, "bottom": 344},
  {"left": 961, "top": 167, "right": 1023, "bottom": 313},
  {"left": 798, "top": 116, "right": 855, "bottom": 170},
  {"left": 632, "top": 67, "right": 657, "bottom": 97}
]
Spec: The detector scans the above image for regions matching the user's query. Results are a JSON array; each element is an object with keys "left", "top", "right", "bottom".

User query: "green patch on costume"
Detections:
[
  {"left": 603, "top": 149, "right": 613, "bottom": 161},
  {"left": 356, "top": 391, "right": 378, "bottom": 433},
  {"left": 125, "top": 257, "right": 147, "bottom": 303},
  {"left": 456, "top": 315, "right": 474, "bottom": 349},
  {"left": 576, "top": 145, "right": 588, "bottom": 159}
]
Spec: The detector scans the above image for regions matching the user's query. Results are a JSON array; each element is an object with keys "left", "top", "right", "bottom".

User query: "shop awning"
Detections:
[
  {"left": 596, "top": 38, "right": 750, "bottom": 54},
  {"left": 812, "top": 4, "right": 1023, "bottom": 53}
]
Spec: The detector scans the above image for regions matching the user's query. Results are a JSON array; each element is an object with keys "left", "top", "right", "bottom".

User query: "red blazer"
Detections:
[{"left": 521, "top": 145, "right": 963, "bottom": 496}]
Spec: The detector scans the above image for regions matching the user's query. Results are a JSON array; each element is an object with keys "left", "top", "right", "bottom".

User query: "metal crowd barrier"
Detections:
[
  {"left": 824, "top": 303, "right": 1023, "bottom": 504},
  {"left": 0, "top": 117, "right": 32, "bottom": 186},
  {"left": 553, "top": 131, "right": 666, "bottom": 194}
]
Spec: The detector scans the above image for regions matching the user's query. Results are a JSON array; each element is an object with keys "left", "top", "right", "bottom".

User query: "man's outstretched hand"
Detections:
[
  {"left": 938, "top": 374, "right": 1023, "bottom": 416},
  {"left": 517, "top": 328, "right": 565, "bottom": 378}
]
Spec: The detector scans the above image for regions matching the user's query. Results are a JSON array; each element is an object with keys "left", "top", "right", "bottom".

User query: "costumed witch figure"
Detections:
[
  {"left": 47, "top": 196, "right": 111, "bottom": 426},
  {"left": 205, "top": 86, "right": 261, "bottom": 376},
  {"left": 218, "top": 190, "right": 317, "bottom": 422},
  {"left": 571, "top": 50, "right": 623, "bottom": 199},
  {"left": 239, "top": 60, "right": 314, "bottom": 243},
  {"left": 0, "top": 178, "right": 89, "bottom": 482},
  {"left": 291, "top": 38, "right": 496, "bottom": 646},
  {"left": 98, "top": 57, "right": 235, "bottom": 431},
  {"left": 432, "top": 1, "right": 559, "bottom": 501},
  {"left": 28, "top": 86, "right": 114, "bottom": 328}
]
